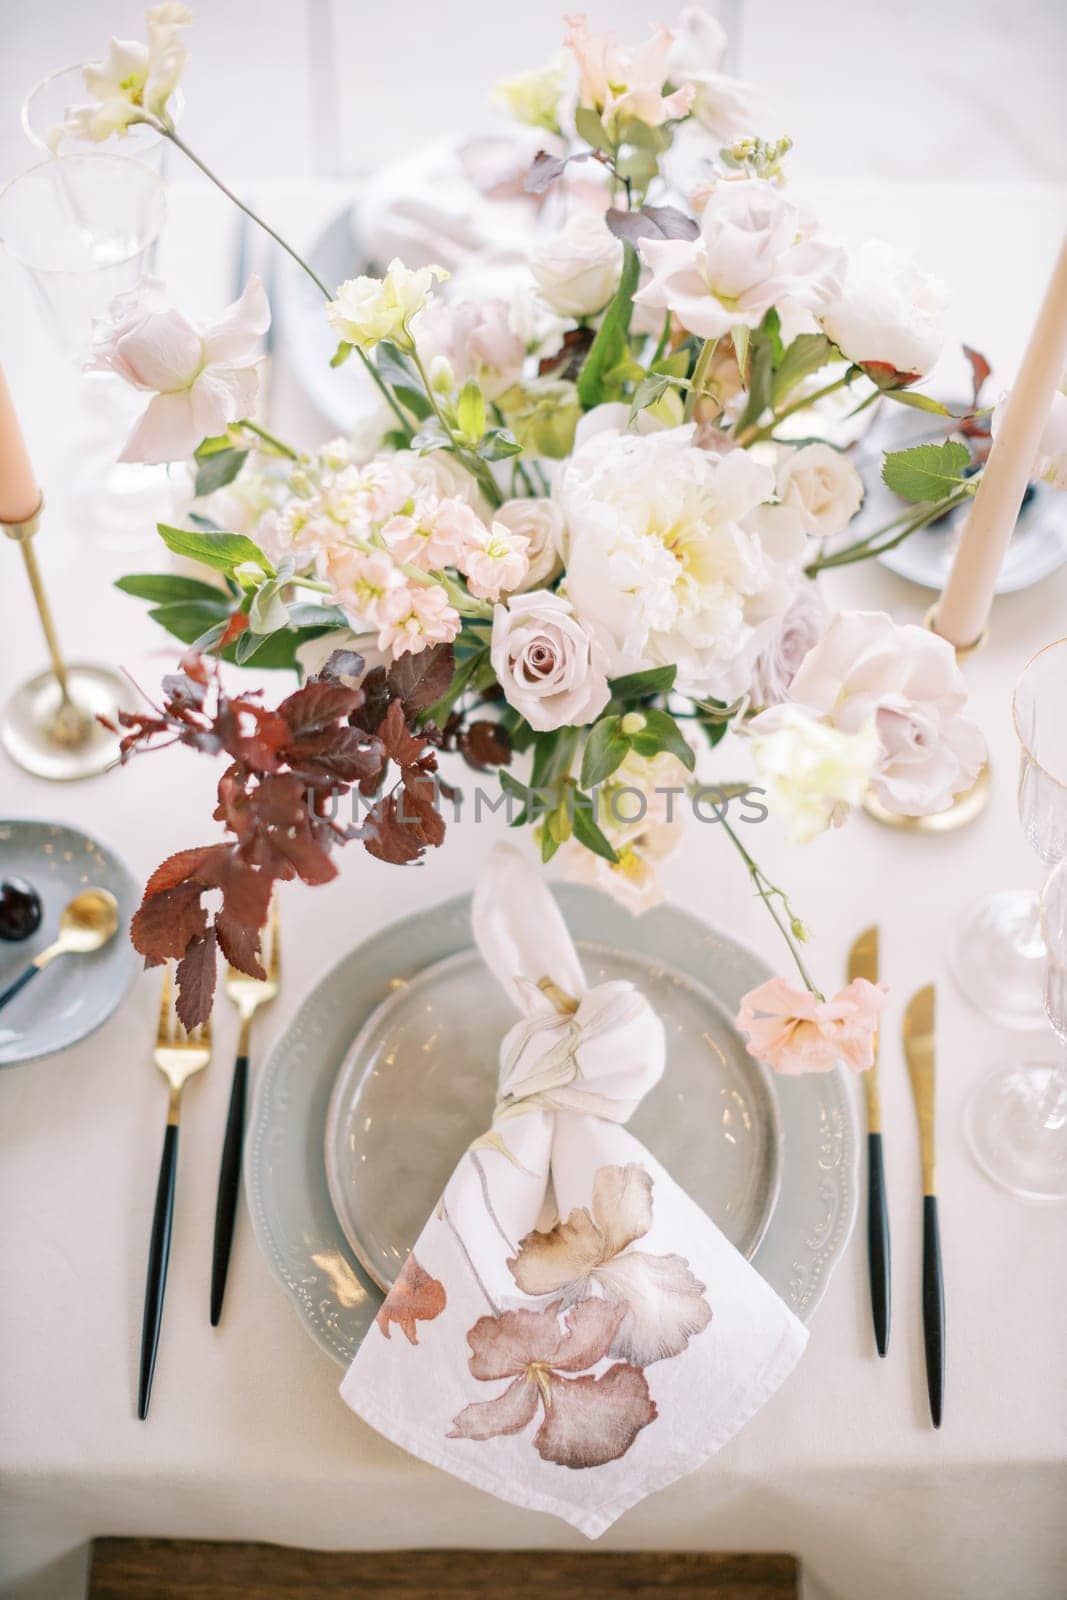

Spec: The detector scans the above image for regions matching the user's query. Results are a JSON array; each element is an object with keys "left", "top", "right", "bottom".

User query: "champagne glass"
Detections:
[
  {"left": 948, "top": 637, "right": 1067, "bottom": 1027},
  {"left": 0, "top": 154, "right": 173, "bottom": 551},
  {"left": 964, "top": 858, "right": 1067, "bottom": 1200}
]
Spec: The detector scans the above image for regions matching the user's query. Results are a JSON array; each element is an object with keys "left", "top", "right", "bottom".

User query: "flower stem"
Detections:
[
  {"left": 239, "top": 420, "right": 299, "bottom": 460},
  {"left": 806, "top": 486, "right": 971, "bottom": 574},
  {"left": 683, "top": 337, "right": 718, "bottom": 423},
  {"left": 717, "top": 812, "right": 823, "bottom": 997},
  {"left": 409, "top": 348, "right": 503, "bottom": 509},
  {"left": 160, "top": 128, "right": 412, "bottom": 441},
  {"left": 738, "top": 371, "right": 853, "bottom": 446}
]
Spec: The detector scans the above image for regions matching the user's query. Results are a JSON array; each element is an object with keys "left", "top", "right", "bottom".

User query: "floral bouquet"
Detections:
[{"left": 60, "top": 5, "right": 989, "bottom": 1047}]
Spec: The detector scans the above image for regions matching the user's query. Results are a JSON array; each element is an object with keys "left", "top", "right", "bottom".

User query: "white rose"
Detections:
[
  {"left": 821, "top": 240, "right": 949, "bottom": 382},
  {"left": 787, "top": 610, "right": 986, "bottom": 816},
  {"left": 490, "top": 590, "right": 610, "bottom": 732},
  {"left": 747, "top": 704, "right": 881, "bottom": 843},
  {"left": 634, "top": 179, "right": 844, "bottom": 341},
  {"left": 530, "top": 212, "right": 623, "bottom": 319},
  {"left": 327, "top": 260, "right": 447, "bottom": 353},
  {"left": 776, "top": 442, "right": 864, "bottom": 537},
  {"left": 992, "top": 377, "right": 1067, "bottom": 490},
  {"left": 747, "top": 582, "right": 827, "bottom": 708},
  {"left": 493, "top": 498, "right": 565, "bottom": 590}
]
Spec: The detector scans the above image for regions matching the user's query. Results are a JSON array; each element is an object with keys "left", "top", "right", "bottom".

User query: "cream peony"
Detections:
[
  {"left": 327, "top": 260, "right": 447, "bottom": 353},
  {"left": 564, "top": 13, "right": 695, "bottom": 134},
  {"left": 559, "top": 424, "right": 806, "bottom": 701},
  {"left": 87, "top": 274, "right": 269, "bottom": 464},
  {"left": 821, "top": 240, "right": 948, "bottom": 383},
  {"left": 50, "top": 2, "right": 192, "bottom": 146},
  {"left": 667, "top": 7, "right": 758, "bottom": 142},
  {"left": 786, "top": 611, "right": 986, "bottom": 816},
  {"left": 634, "top": 179, "right": 843, "bottom": 341},
  {"left": 491, "top": 590, "right": 610, "bottom": 732},
  {"left": 492, "top": 498, "right": 564, "bottom": 590},
  {"left": 747, "top": 704, "right": 880, "bottom": 842},
  {"left": 530, "top": 212, "right": 624, "bottom": 319},
  {"left": 776, "top": 443, "right": 864, "bottom": 537}
]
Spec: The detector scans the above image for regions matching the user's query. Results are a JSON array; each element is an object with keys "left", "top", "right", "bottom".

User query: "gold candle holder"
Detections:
[
  {"left": 2, "top": 497, "right": 131, "bottom": 781},
  {"left": 861, "top": 603, "right": 991, "bottom": 833}
]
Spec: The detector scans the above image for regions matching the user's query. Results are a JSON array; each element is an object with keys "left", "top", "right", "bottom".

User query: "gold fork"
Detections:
[
  {"left": 210, "top": 898, "right": 280, "bottom": 1326},
  {"left": 138, "top": 965, "right": 211, "bottom": 1419}
]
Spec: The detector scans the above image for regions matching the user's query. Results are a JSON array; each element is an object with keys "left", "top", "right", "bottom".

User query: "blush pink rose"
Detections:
[{"left": 736, "top": 976, "right": 889, "bottom": 1076}]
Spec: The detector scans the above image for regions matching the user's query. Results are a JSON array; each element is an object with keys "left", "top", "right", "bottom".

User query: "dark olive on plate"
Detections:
[{"left": 0, "top": 877, "right": 43, "bottom": 942}]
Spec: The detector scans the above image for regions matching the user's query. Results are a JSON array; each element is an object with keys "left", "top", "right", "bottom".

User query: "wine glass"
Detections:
[
  {"left": 964, "top": 858, "right": 1067, "bottom": 1200},
  {"left": 948, "top": 637, "right": 1067, "bottom": 1027},
  {"left": 0, "top": 154, "right": 174, "bottom": 550},
  {"left": 22, "top": 63, "right": 184, "bottom": 181}
]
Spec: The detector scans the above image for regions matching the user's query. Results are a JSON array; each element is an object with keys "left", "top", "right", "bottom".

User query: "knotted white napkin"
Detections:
[{"left": 341, "top": 846, "right": 807, "bottom": 1536}]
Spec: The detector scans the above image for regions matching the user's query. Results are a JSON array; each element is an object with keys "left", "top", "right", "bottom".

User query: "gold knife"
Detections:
[
  {"left": 902, "top": 984, "right": 944, "bottom": 1427},
  {"left": 849, "top": 927, "right": 890, "bottom": 1357}
]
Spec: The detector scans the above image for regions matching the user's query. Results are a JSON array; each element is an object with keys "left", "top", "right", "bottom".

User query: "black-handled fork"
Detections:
[
  {"left": 138, "top": 967, "right": 211, "bottom": 1419},
  {"left": 210, "top": 899, "right": 279, "bottom": 1326}
]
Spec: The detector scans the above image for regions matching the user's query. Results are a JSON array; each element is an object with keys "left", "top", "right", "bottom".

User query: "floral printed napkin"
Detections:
[{"left": 340, "top": 845, "right": 807, "bottom": 1536}]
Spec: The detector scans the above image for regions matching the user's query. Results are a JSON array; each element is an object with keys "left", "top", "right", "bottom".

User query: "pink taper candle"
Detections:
[
  {"left": 936, "top": 234, "right": 1067, "bottom": 649},
  {"left": 0, "top": 362, "right": 41, "bottom": 524}
]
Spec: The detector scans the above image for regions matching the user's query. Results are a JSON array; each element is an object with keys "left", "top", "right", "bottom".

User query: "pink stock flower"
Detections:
[
  {"left": 564, "top": 13, "right": 695, "bottom": 133},
  {"left": 459, "top": 520, "right": 531, "bottom": 602},
  {"left": 736, "top": 976, "right": 889, "bottom": 1076},
  {"left": 322, "top": 546, "right": 406, "bottom": 626},
  {"left": 87, "top": 275, "right": 269, "bottom": 463},
  {"left": 381, "top": 492, "right": 483, "bottom": 571},
  {"left": 377, "top": 580, "right": 460, "bottom": 659}
]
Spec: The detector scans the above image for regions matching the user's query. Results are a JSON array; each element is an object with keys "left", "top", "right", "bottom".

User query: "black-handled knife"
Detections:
[
  {"left": 138, "top": 1121, "right": 179, "bottom": 1420},
  {"left": 210, "top": 1051, "right": 249, "bottom": 1326},
  {"left": 849, "top": 927, "right": 891, "bottom": 1356},
  {"left": 903, "top": 984, "right": 943, "bottom": 1427}
]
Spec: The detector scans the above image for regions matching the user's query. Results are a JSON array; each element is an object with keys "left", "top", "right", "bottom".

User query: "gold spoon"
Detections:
[{"left": 0, "top": 888, "right": 120, "bottom": 1013}]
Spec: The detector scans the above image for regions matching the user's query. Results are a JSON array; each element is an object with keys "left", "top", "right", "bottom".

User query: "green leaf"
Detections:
[
  {"left": 228, "top": 625, "right": 334, "bottom": 672},
  {"left": 248, "top": 575, "right": 290, "bottom": 635},
  {"left": 571, "top": 796, "right": 620, "bottom": 864},
  {"left": 193, "top": 447, "right": 248, "bottom": 498},
  {"left": 194, "top": 432, "right": 240, "bottom": 458},
  {"left": 771, "top": 333, "right": 838, "bottom": 405},
  {"left": 146, "top": 598, "right": 233, "bottom": 644},
  {"left": 479, "top": 427, "right": 522, "bottom": 462},
  {"left": 456, "top": 379, "right": 487, "bottom": 442},
  {"left": 882, "top": 440, "right": 971, "bottom": 503},
  {"left": 158, "top": 524, "right": 274, "bottom": 575},
  {"left": 577, "top": 241, "right": 641, "bottom": 410},
  {"left": 574, "top": 105, "right": 612, "bottom": 152},
  {"left": 115, "top": 573, "right": 226, "bottom": 604},
  {"left": 531, "top": 726, "right": 580, "bottom": 790},
  {"left": 615, "top": 146, "right": 658, "bottom": 183},
  {"left": 580, "top": 716, "right": 630, "bottom": 789},
  {"left": 330, "top": 340, "right": 353, "bottom": 368},
  {"left": 627, "top": 708, "right": 695, "bottom": 770},
  {"left": 880, "top": 389, "right": 961, "bottom": 418},
  {"left": 629, "top": 371, "right": 674, "bottom": 420},
  {"left": 498, "top": 767, "right": 530, "bottom": 827},
  {"left": 609, "top": 663, "right": 677, "bottom": 700},
  {"left": 375, "top": 341, "right": 433, "bottom": 420},
  {"left": 735, "top": 330, "right": 775, "bottom": 432}
]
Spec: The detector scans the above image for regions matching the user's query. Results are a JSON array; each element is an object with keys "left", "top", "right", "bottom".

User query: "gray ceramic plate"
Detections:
[
  {"left": 247, "top": 888, "right": 859, "bottom": 1367},
  {"left": 0, "top": 818, "right": 141, "bottom": 1067}
]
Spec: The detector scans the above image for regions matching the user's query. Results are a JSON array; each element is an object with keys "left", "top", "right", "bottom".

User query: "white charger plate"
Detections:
[{"left": 246, "top": 887, "right": 859, "bottom": 1367}]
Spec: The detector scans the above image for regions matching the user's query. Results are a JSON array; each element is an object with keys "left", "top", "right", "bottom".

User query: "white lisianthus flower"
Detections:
[
  {"left": 50, "top": 2, "right": 193, "bottom": 146},
  {"left": 667, "top": 7, "right": 759, "bottom": 143},
  {"left": 559, "top": 817, "right": 680, "bottom": 913},
  {"left": 530, "top": 212, "right": 624, "bottom": 319},
  {"left": 415, "top": 297, "right": 526, "bottom": 400},
  {"left": 87, "top": 274, "right": 269, "bottom": 464},
  {"left": 327, "top": 260, "right": 447, "bottom": 353},
  {"left": 559, "top": 424, "right": 807, "bottom": 701},
  {"left": 492, "top": 58, "right": 566, "bottom": 134},
  {"left": 634, "top": 179, "right": 844, "bottom": 340},
  {"left": 992, "top": 376, "right": 1067, "bottom": 490},
  {"left": 490, "top": 590, "right": 610, "bottom": 732},
  {"left": 821, "top": 240, "right": 949, "bottom": 383},
  {"left": 787, "top": 611, "right": 986, "bottom": 816},
  {"left": 564, "top": 13, "right": 695, "bottom": 135},
  {"left": 776, "top": 443, "right": 864, "bottom": 537},
  {"left": 493, "top": 497, "right": 565, "bottom": 590},
  {"left": 747, "top": 704, "right": 880, "bottom": 843},
  {"left": 747, "top": 582, "right": 827, "bottom": 709}
]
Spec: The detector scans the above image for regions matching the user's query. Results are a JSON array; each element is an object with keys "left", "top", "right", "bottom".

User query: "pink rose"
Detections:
[
  {"left": 490, "top": 590, "right": 610, "bottom": 732},
  {"left": 737, "top": 977, "right": 889, "bottom": 1076}
]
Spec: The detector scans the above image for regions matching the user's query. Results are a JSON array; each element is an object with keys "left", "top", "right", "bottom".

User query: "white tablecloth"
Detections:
[{"left": 1, "top": 181, "right": 1065, "bottom": 1600}]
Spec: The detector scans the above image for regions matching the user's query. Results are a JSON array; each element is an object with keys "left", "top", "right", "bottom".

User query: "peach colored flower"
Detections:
[
  {"left": 448, "top": 1296, "right": 656, "bottom": 1469},
  {"left": 381, "top": 492, "right": 482, "bottom": 571},
  {"left": 376, "top": 1254, "right": 446, "bottom": 1345},
  {"left": 736, "top": 976, "right": 889, "bottom": 1076},
  {"left": 508, "top": 1163, "right": 711, "bottom": 1366},
  {"left": 323, "top": 546, "right": 405, "bottom": 626},
  {"left": 459, "top": 520, "right": 530, "bottom": 601},
  {"left": 377, "top": 580, "right": 460, "bottom": 659}
]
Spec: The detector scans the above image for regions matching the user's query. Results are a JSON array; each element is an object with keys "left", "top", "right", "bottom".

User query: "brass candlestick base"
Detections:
[
  {"left": 2, "top": 498, "right": 131, "bottom": 781},
  {"left": 862, "top": 603, "right": 991, "bottom": 834}
]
